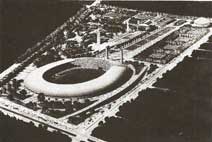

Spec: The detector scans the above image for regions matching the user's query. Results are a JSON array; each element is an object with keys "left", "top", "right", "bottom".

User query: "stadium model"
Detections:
[
  {"left": 0, "top": 0, "right": 212, "bottom": 141},
  {"left": 24, "top": 57, "right": 133, "bottom": 98}
]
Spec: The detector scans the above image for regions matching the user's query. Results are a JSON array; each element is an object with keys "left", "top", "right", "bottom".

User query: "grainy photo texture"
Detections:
[{"left": 1, "top": 1, "right": 212, "bottom": 142}]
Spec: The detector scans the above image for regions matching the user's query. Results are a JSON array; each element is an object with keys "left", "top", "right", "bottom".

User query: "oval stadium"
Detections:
[{"left": 24, "top": 57, "right": 133, "bottom": 98}]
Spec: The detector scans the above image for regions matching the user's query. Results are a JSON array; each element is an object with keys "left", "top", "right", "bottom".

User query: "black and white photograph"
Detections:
[{"left": 1, "top": 0, "right": 212, "bottom": 142}]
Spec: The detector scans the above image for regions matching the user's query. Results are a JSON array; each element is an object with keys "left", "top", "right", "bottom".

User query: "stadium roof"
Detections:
[
  {"left": 194, "top": 17, "right": 210, "bottom": 27},
  {"left": 24, "top": 58, "right": 130, "bottom": 98}
]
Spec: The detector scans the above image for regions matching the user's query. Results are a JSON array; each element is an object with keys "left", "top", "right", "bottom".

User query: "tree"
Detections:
[
  {"left": 38, "top": 93, "right": 45, "bottom": 102},
  {"left": 12, "top": 79, "right": 18, "bottom": 90},
  {"left": 26, "top": 101, "right": 34, "bottom": 109},
  {"left": 7, "top": 91, "right": 15, "bottom": 101},
  {"left": 99, "top": 121, "right": 104, "bottom": 126},
  {"left": 20, "top": 89, "right": 27, "bottom": 96}
]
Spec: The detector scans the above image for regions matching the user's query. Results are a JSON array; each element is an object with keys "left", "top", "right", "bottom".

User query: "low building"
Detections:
[{"left": 193, "top": 17, "right": 211, "bottom": 28}]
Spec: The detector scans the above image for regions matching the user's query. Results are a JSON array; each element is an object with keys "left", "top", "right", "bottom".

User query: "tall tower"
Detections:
[
  {"left": 96, "top": 28, "right": 101, "bottom": 45},
  {"left": 63, "top": 30, "right": 68, "bottom": 39},
  {"left": 105, "top": 46, "right": 109, "bottom": 59},
  {"left": 124, "top": 19, "right": 130, "bottom": 33},
  {"left": 120, "top": 48, "right": 124, "bottom": 64},
  {"left": 91, "top": 28, "right": 101, "bottom": 45}
]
